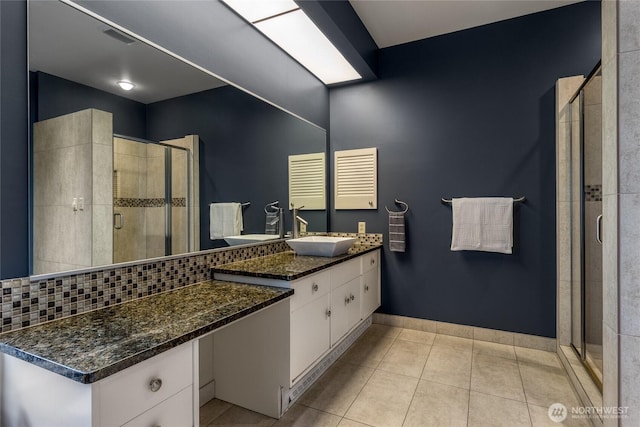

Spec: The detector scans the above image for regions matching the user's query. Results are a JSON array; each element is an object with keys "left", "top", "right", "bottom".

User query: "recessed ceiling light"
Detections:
[
  {"left": 117, "top": 80, "right": 135, "bottom": 91},
  {"left": 222, "top": 0, "right": 361, "bottom": 85}
]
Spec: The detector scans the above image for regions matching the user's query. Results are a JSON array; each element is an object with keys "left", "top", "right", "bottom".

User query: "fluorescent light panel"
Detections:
[{"left": 223, "top": 0, "right": 361, "bottom": 85}]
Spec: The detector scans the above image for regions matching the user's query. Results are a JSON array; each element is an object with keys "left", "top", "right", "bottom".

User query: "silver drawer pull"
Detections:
[
  {"left": 326, "top": 309, "right": 331, "bottom": 318},
  {"left": 312, "top": 283, "right": 319, "bottom": 292},
  {"left": 149, "top": 378, "right": 163, "bottom": 392},
  {"left": 370, "top": 259, "right": 375, "bottom": 265},
  {"left": 365, "top": 284, "right": 369, "bottom": 291},
  {"left": 350, "top": 294, "right": 355, "bottom": 301},
  {"left": 345, "top": 296, "right": 350, "bottom": 304}
]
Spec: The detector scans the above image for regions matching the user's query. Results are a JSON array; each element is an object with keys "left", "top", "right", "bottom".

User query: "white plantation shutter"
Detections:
[
  {"left": 334, "top": 148, "right": 377, "bottom": 209},
  {"left": 288, "top": 152, "right": 326, "bottom": 209}
]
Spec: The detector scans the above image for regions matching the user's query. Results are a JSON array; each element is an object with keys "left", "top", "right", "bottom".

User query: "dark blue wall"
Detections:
[
  {"left": 33, "top": 72, "right": 147, "bottom": 139},
  {"left": 0, "top": 0, "right": 29, "bottom": 279},
  {"left": 329, "top": 2, "right": 601, "bottom": 337},
  {"left": 146, "top": 86, "right": 327, "bottom": 250}
]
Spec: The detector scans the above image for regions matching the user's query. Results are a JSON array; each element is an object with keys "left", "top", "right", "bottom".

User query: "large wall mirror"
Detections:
[{"left": 29, "top": 0, "right": 327, "bottom": 276}]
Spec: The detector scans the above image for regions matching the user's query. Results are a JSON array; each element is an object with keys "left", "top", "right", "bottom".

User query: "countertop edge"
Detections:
[
  {"left": 0, "top": 288, "right": 293, "bottom": 384},
  {"left": 211, "top": 245, "right": 382, "bottom": 281}
]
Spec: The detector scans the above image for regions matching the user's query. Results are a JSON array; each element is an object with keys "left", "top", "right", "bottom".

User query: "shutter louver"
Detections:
[
  {"left": 334, "top": 148, "right": 377, "bottom": 209},
  {"left": 288, "top": 153, "right": 326, "bottom": 210}
]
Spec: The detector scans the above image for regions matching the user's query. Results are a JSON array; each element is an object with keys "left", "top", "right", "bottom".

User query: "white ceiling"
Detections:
[
  {"left": 29, "top": 1, "right": 226, "bottom": 105},
  {"left": 349, "top": 0, "right": 585, "bottom": 49}
]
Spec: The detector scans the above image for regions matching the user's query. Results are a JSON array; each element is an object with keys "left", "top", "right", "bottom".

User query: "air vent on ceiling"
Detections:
[{"left": 103, "top": 28, "right": 136, "bottom": 45}]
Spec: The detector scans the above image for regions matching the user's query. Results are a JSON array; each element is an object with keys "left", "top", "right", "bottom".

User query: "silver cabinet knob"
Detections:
[
  {"left": 370, "top": 258, "right": 375, "bottom": 265},
  {"left": 345, "top": 296, "right": 350, "bottom": 304},
  {"left": 326, "top": 309, "right": 331, "bottom": 318},
  {"left": 312, "top": 283, "right": 319, "bottom": 292},
  {"left": 149, "top": 378, "right": 163, "bottom": 392},
  {"left": 365, "top": 284, "right": 369, "bottom": 291},
  {"left": 350, "top": 294, "right": 355, "bottom": 301}
]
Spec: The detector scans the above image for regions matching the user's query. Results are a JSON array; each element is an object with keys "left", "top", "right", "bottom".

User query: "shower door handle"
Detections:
[
  {"left": 596, "top": 214, "right": 603, "bottom": 244},
  {"left": 114, "top": 212, "right": 124, "bottom": 230}
]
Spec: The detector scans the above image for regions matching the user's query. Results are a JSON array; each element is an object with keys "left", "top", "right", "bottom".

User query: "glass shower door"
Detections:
[
  {"left": 112, "top": 137, "right": 190, "bottom": 264},
  {"left": 569, "top": 66, "right": 602, "bottom": 389}
]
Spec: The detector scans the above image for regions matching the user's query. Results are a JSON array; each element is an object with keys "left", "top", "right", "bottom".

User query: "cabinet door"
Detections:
[
  {"left": 330, "top": 277, "right": 361, "bottom": 346},
  {"left": 291, "top": 294, "right": 331, "bottom": 382},
  {"left": 121, "top": 386, "right": 192, "bottom": 427},
  {"left": 361, "top": 267, "right": 380, "bottom": 319}
]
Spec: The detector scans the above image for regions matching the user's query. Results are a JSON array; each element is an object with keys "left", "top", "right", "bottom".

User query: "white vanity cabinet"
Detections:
[
  {"left": 1, "top": 340, "right": 196, "bottom": 427},
  {"left": 361, "top": 250, "right": 381, "bottom": 319},
  {"left": 213, "top": 249, "right": 381, "bottom": 386},
  {"left": 290, "top": 270, "right": 331, "bottom": 381}
]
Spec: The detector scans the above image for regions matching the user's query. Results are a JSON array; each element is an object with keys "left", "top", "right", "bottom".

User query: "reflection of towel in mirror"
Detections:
[
  {"left": 210, "top": 203, "right": 243, "bottom": 239},
  {"left": 450, "top": 197, "right": 513, "bottom": 254},
  {"left": 265, "top": 211, "right": 279, "bottom": 234}
]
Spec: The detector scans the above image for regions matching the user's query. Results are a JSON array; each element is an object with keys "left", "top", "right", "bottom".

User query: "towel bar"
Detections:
[{"left": 441, "top": 196, "right": 526, "bottom": 205}]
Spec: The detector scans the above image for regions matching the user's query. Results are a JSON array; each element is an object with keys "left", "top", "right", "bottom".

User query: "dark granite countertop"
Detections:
[
  {"left": 0, "top": 281, "right": 292, "bottom": 384},
  {"left": 212, "top": 244, "right": 382, "bottom": 281}
]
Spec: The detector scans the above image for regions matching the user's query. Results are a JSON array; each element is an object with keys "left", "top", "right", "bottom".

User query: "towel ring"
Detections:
[
  {"left": 385, "top": 199, "right": 409, "bottom": 214},
  {"left": 264, "top": 201, "right": 279, "bottom": 214}
]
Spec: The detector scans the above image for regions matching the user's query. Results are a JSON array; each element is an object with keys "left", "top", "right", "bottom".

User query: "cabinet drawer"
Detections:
[
  {"left": 362, "top": 250, "right": 379, "bottom": 273},
  {"left": 291, "top": 270, "right": 330, "bottom": 311},
  {"left": 330, "top": 258, "right": 361, "bottom": 289},
  {"left": 98, "top": 342, "right": 193, "bottom": 427},
  {"left": 122, "top": 386, "right": 193, "bottom": 427}
]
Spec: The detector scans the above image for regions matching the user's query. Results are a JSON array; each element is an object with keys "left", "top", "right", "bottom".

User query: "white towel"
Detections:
[
  {"left": 451, "top": 197, "right": 513, "bottom": 254},
  {"left": 210, "top": 202, "right": 243, "bottom": 239}
]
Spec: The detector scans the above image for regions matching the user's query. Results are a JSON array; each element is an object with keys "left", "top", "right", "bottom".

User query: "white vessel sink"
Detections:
[
  {"left": 286, "top": 236, "right": 357, "bottom": 257},
  {"left": 224, "top": 234, "right": 280, "bottom": 246}
]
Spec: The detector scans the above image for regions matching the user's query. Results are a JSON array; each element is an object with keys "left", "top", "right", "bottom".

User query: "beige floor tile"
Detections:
[
  {"left": 520, "top": 363, "right": 582, "bottom": 408},
  {"left": 403, "top": 380, "right": 469, "bottom": 427},
  {"left": 338, "top": 419, "right": 373, "bottom": 427},
  {"left": 421, "top": 344, "right": 472, "bottom": 389},
  {"left": 273, "top": 404, "right": 341, "bottom": 427},
  {"left": 363, "top": 323, "right": 402, "bottom": 339},
  {"left": 473, "top": 340, "right": 516, "bottom": 360},
  {"left": 528, "top": 404, "right": 594, "bottom": 427},
  {"left": 339, "top": 334, "right": 395, "bottom": 368},
  {"left": 433, "top": 334, "right": 473, "bottom": 352},
  {"left": 345, "top": 370, "right": 418, "bottom": 427},
  {"left": 206, "top": 405, "right": 276, "bottom": 427},
  {"left": 377, "top": 339, "right": 430, "bottom": 378},
  {"left": 515, "top": 347, "right": 562, "bottom": 369},
  {"left": 397, "top": 328, "right": 436, "bottom": 345},
  {"left": 468, "top": 391, "right": 531, "bottom": 427},
  {"left": 299, "top": 361, "right": 374, "bottom": 416},
  {"left": 200, "top": 399, "right": 233, "bottom": 425},
  {"left": 471, "top": 354, "right": 525, "bottom": 402}
]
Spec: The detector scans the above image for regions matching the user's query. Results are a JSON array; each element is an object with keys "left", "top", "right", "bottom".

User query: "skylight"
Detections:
[{"left": 222, "top": 0, "right": 361, "bottom": 85}]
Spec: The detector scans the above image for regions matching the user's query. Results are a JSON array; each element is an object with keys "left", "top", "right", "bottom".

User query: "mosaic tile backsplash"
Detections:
[
  {"left": 584, "top": 184, "right": 602, "bottom": 202},
  {"left": 0, "top": 233, "right": 382, "bottom": 334},
  {"left": 114, "top": 197, "right": 187, "bottom": 208}
]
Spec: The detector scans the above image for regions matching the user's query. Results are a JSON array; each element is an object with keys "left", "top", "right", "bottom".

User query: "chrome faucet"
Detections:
[{"left": 291, "top": 203, "right": 308, "bottom": 238}]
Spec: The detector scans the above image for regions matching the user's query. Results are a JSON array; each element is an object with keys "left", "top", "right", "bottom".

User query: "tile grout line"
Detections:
[{"left": 515, "top": 346, "right": 534, "bottom": 426}]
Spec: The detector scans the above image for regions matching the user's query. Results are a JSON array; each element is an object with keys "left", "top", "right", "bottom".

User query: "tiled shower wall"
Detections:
[{"left": 0, "top": 233, "right": 382, "bottom": 334}]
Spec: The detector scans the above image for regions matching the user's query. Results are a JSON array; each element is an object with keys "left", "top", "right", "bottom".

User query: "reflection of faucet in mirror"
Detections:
[{"left": 291, "top": 203, "right": 308, "bottom": 239}]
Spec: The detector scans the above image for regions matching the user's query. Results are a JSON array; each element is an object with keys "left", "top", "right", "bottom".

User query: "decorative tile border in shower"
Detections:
[
  {"left": 0, "top": 232, "right": 383, "bottom": 333},
  {"left": 585, "top": 184, "right": 602, "bottom": 202},
  {"left": 114, "top": 197, "right": 187, "bottom": 208}
]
